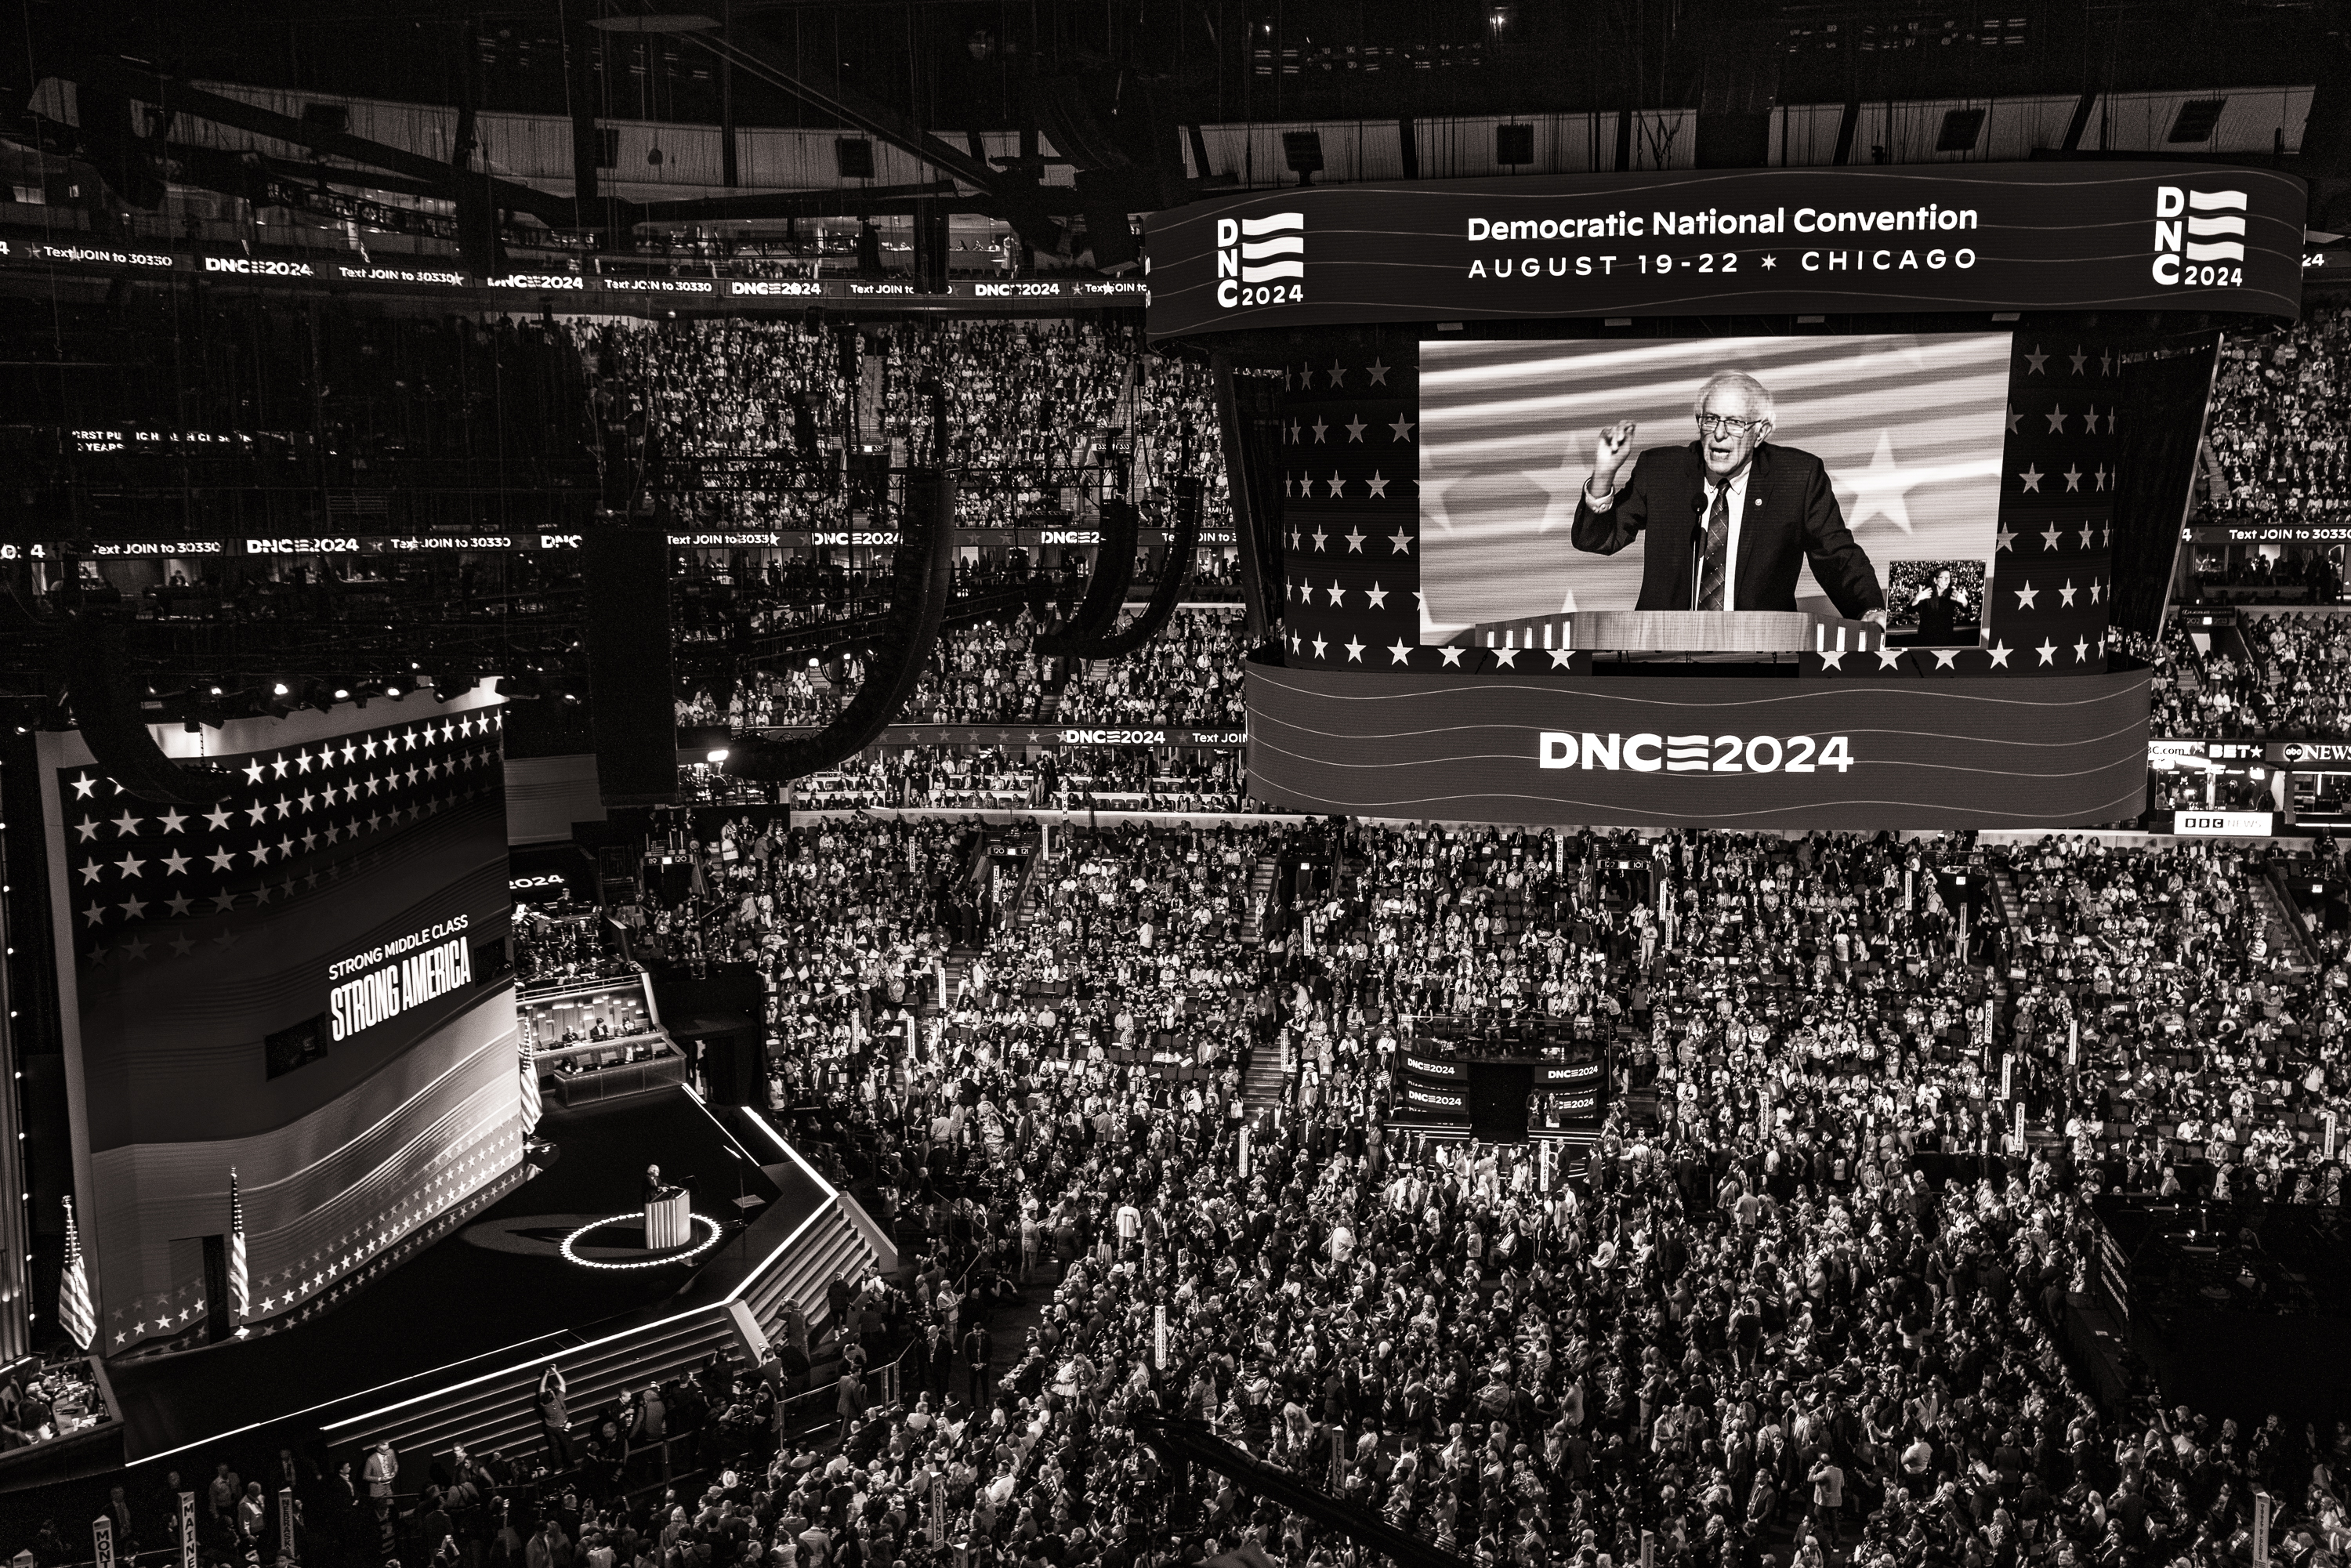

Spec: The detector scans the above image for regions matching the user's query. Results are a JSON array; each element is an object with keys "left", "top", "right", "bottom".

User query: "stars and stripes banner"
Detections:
[
  {"left": 519, "top": 1038, "right": 543, "bottom": 1137},
  {"left": 226, "top": 1168, "right": 248, "bottom": 1327},
  {"left": 1277, "top": 350, "right": 1430, "bottom": 668},
  {"left": 58, "top": 1197, "right": 96, "bottom": 1352},
  {"left": 42, "top": 693, "right": 518, "bottom": 1352}
]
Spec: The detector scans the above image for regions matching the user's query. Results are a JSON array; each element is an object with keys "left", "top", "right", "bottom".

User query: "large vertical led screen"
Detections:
[{"left": 40, "top": 690, "right": 518, "bottom": 1350}]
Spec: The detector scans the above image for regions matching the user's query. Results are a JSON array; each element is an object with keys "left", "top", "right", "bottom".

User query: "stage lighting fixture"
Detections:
[
  {"left": 272, "top": 683, "right": 290, "bottom": 696},
  {"left": 384, "top": 683, "right": 405, "bottom": 701},
  {"left": 707, "top": 748, "right": 730, "bottom": 763},
  {"left": 333, "top": 688, "right": 351, "bottom": 701}
]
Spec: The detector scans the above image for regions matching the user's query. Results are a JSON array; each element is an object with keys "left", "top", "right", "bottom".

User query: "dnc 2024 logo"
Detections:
[
  {"left": 2152, "top": 185, "right": 2247, "bottom": 288},
  {"left": 1215, "top": 212, "right": 1305, "bottom": 309}
]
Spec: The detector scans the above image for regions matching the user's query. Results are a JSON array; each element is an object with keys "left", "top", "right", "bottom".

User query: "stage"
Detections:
[{"left": 100, "top": 1086, "right": 842, "bottom": 1472}]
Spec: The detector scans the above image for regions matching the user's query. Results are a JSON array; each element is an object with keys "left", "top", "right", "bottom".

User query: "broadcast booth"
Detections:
[{"left": 1147, "top": 162, "right": 2307, "bottom": 826}]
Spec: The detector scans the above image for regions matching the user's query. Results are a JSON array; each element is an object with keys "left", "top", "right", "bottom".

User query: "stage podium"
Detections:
[
  {"left": 644, "top": 1186, "right": 691, "bottom": 1250},
  {"left": 1462, "top": 609, "right": 1889, "bottom": 656}
]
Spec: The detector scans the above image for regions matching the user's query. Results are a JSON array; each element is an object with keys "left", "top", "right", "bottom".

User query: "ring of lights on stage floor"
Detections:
[{"left": 559, "top": 1210, "right": 724, "bottom": 1270}]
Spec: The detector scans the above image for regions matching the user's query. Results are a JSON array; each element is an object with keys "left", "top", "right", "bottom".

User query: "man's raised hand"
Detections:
[{"left": 1591, "top": 422, "right": 1638, "bottom": 490}]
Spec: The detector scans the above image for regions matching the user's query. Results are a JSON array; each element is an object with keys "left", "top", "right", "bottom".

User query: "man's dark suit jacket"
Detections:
[{"left": 1569, "top": 440, "right": 1885, "bottom": 620}]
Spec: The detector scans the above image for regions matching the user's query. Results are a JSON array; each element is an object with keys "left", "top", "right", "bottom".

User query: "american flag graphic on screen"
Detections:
[{"left": 60, "top": 708, "right": 505, "bottom": 967}]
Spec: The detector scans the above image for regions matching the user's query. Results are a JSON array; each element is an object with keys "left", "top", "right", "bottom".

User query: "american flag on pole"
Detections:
[
  {"left": 58, "top": 1197, "right": 96, "bottom": 1351},
  {"left": 518, "top": 1038, "right": 543, "bottom": 1137},
  {"left": 226, "top": 1168, "right": 248, "bottom": 1327}
]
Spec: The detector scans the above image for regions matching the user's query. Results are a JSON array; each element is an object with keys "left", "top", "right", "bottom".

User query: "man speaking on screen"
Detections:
[{"left": 1570, "top": 370, "right": 1888, "bottom": 623}]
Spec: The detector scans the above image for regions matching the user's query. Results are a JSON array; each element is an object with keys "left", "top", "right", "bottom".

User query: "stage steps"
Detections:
[{"left": 325, "top": 1193, "right": 882, "bottom": 1478}]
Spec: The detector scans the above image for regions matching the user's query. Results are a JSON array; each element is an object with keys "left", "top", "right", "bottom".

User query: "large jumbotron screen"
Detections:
[
  {"left": 39, "top": 690, "right": 519, "bottom": 1352},
  {"left": 1418, "top": 333, "right": 2012, "bottom": 644}
]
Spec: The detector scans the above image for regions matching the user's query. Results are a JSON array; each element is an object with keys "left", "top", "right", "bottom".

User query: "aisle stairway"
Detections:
[
  {"left": 2251, "top": 872, "right": 2319, "bottom": 972},
  {"left": 1243, "top": 860, "right": 1278, "bottom": 944},
  {"left": 1242, "top": 1048, "right": 1288, "bottom": 1109}
]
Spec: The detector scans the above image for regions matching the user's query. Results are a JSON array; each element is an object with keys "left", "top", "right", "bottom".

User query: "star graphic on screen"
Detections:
[
  {"left": 1876, "top": 646, "right": 1906, "bottom": 672},
  {"left": 157, "top": 808, "right": 187, "bottom": 835},
  {"left": 1491, "top": 647, "right": 1520, "bottom": 668},
  {"left": 1988, "top": 642, "right": 2014, "bottom": 668},
  {"left": 1828, "top": 429, "right": 1921, "bottom": 534},
  {"left": 78, "top": 860, "right": 100, "bottom": 885},
  {"left": 270, "top": 754, "right": 289, "bottom": 778},
  {"left": 2059, "top": 580, "right": 2078, "bottom": 607},
  {"left": 2019, "top": 464, "right": 2045, "bottom": 494},
  {"left": 1310, "top": 635, "right": 1328, "bottom": 659},
  {"left": 1326, "top": 580, "right": 1347, "bottom": 607},
  {"left": 205, "top": 847, "right": 234, "bottom": 872},
  {"left": 1995, "top": 523, "right": 2017, "bottom": 553},
  {"left": 1389, "top": 414, "right": 1415, "bottom": 441},
  {"left": 1344, "top": 528, "right": 1366, "bottom": 552},
  {"left": 1311, "top": 527, "right": 1328, "bottom": 551},
  {"left": 110, "top": 809, "right": 143, "bottom": 836},
  {"left": 1365, "top": 582, "right": 1389, "bottom": 609},
  {"left": 2040, "top": 523, "right": 2063, "bottom": 550},
  {"left": 2005, "top": 405, "right": 2022, "bottom": 435},
  {"left": 1523, "top": 450, "right": 1594, "bottom": 535},
  {"left": 241, "top": 760, "right": 265, "bottom": 784},
  {"left": 2035, "top": 640, "right": 2059, "bottom": 665},
  {"left": 361, "top": 737, "right": 379, "bottom": 759},
  {"left": 1389, "top": 526, "right": 1413, "bottom": 553},
  {"left": 2089, "top": 580, "right": 2103, "bottom": 605},
  {"left": 161, "top": 850, "right": 189, "bottom": 876},
  {"left": 168, "top": 934, "right": 194, "bottom": 958},
  {"left": 74, "top": 818, "right": 99, "bottom": 843},
  {"left": 1759, "top": 255, "right": 1778, "bottom": 270},
  {"left": 340, "top": 741, "right": 357, "bottom": 764},
  {"left": 2013, "top": 582, "right": 2039, "bottom": 610},
  {"left": 2079, "top": 524, "right": 2097, "bottom": 549},
  {"left": 165, "top": 894, "right": 192, "bottom": 918},
  {"left": 2043, "top": 405, "right": 2067, "bottom": 435},
  {"left": 1932, "top": 648, "right": 1962, "bottom": 670},
  {"left": 1345, "top": 416, "right": 1367, "bottom": 443},
  {"left": 1285, "top": 419, "right": 1302, "bottom": 444},
  {"left": 1366, "top": 473, "right": 1390, "bottom": 499},
  {"left": 245, "top": 802, "right": 268, "bottom": 827},
  {"left": 1817, "top": 648, "right": 1845, "bottom": 672},
  {"left": 1328, "top": 359, "right": 1348, "bottom": 387},
  {"left": 118, "top": 896, "right": 147, "bottom": 920},
  {"left": 114, "top": 853, "right": 145, "bottom": 878},
  {"left": 1366, "top": 359, "right": 1390, "bottom": 386},
  {"left": 2069, "top": 346, "right": 2088, "bottom": 375},
  {"left": 71, "top": 773, "right": 96, "bottom": 799},
  {"left": 2023, "top": 345, "right": 2049, "bottom": 375},
  {"left": 2063, "top": 465, "right": 2083, "bottom": 492},
  {"left": 1311, "top": 417, "right": 1329, "bottom": 443},
  {"left": 2074, "top": 637, "right": 2092, "bottom": 662}
]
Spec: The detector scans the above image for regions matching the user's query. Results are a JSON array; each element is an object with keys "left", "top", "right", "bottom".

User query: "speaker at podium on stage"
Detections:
[
  {"left": 643, "top": 1161, "right": 690, "bottom": 1251},
  {"left": 1418, "top": 335, "right": 2012, "bottom": 654}
]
